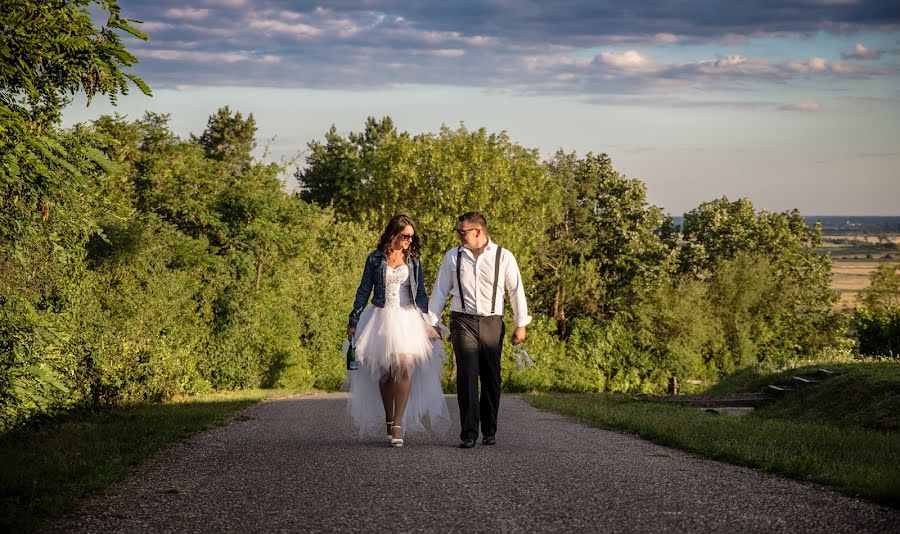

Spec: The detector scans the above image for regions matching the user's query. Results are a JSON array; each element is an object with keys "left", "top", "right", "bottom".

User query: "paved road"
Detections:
[{"left": 48, "top": 393, "right": 898, "bottom": 533}]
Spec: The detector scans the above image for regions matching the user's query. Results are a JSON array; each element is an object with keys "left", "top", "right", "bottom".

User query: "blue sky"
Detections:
[{"left": 64, "top": 0, "right": 900, "bottom": 215}]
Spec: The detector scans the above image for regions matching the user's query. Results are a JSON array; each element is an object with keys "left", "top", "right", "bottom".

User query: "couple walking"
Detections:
[{"left": 345, "top": 212, "right": 531, "bottom": 448}]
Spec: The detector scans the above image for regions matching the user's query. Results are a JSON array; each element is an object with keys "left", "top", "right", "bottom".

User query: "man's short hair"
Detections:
[{"left": 458, "top": 211, "right": 488, "bottom": 231}]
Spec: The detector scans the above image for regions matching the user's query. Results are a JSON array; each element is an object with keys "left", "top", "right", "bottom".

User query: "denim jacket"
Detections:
[{"left": 348, "top": 250, "right": 429, "bottom": 328}]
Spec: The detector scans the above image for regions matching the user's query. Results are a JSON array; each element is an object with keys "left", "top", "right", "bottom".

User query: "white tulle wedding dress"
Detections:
[{"left": 345, "top": 263, "right": 451, "bottom": 439}]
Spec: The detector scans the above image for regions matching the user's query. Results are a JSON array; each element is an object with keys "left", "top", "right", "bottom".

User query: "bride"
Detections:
[{"left": 345, "top": 214, "right": 450, "bottom": 446}]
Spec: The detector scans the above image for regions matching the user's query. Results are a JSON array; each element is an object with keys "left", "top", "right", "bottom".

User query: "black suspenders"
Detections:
[
  {"left": 456, "top": 245, "right": 503, "bottom": 315},
  {"left": 490, "top": 245, "right": 502, "bottom": 314}
]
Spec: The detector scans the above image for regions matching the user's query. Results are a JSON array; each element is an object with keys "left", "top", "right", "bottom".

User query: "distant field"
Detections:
[
  {"left": 832, "top": 263, "right": 883, "bottom": 309},
  {"left": 823, "top": 234, "right": 899, "bottom": 309},
  {"left": 823, "top": 234, "right": 900, "bottom": 245}
]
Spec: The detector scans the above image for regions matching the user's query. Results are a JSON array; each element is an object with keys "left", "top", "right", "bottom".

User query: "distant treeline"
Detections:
[
  {"left": 670, "top": 216, "right": 900, "bottom": 235},
  {"left": 3, "top": 0, "right": 893, "bottom": 432}
]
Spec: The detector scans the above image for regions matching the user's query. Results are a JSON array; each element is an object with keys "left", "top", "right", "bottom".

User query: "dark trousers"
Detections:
[{"left": 450, "top": 311, "right": 505, "bottom": 440}]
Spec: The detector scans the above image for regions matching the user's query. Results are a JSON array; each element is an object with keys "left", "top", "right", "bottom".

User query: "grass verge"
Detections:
[
  {"left": 525, "top": 392, "right": 900, "bottom": 508},
  {"left": 0, "top": 388, "right": 298, "bottom": 532},
  {"left": 705, "top": 361, "right": 900, "bottom": 432}
]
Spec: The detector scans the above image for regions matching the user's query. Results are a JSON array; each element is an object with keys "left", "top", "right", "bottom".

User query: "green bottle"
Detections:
[{"left": 346, "top": 341, "right": 359, "bottom": 371}]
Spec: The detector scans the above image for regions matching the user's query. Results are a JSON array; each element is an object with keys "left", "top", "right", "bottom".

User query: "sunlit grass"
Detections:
[{"left": 527, "top": 363, "right": 900, "bottom": 508}]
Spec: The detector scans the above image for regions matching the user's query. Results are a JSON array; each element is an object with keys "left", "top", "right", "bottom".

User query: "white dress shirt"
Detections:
[{"left": 428, "top": 240, "right": 532, "bottom": 328}]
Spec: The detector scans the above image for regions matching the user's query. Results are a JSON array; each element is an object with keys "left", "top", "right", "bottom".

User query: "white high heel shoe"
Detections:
[{"left": 390, "top": 425, "right": 403, "bottom": 447}]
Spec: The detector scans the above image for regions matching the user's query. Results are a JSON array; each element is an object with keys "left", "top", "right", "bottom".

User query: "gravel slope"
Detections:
[{"left": 46, "top": 393, "right": 899, "bottom": 533}]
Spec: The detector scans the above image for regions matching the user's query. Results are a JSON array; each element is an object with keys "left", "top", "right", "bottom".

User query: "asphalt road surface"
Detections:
[{"left": 47, "top": 393, "right": 899, "bottom": 533}]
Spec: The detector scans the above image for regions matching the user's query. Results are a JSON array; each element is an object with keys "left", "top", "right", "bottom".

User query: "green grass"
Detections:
[
  {"left": 0, "top": 389, "right": 297, "bottom": 533},
  {"left": 705, "top": 361, "right": 900, "bottom": 432},
  {"left": 526, "top": 362, "right": 900, "bottom": 508}
]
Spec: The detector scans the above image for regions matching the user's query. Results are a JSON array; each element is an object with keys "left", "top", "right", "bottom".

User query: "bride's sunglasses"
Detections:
[{"left": 399, "top": 233, "right": 414, "bottom": 241}]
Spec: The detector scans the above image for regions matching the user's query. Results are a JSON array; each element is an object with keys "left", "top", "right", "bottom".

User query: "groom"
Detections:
[{"left": 429, "top": 212, "right": 531, "bottom": 448}]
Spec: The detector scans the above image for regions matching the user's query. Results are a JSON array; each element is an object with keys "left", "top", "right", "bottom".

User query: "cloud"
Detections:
[
  {"left": 653, "top": 33, "right": 679, "bottom": 44},
  {"left": 783, "top": 56, "right": 896, "bottom": 77},
  {"left": 780, "top": 102, "right": 823, "bottom": 111},
  {"left": 164, "top": 8, "right": 210, "bottom": 21},
  {"left": 430, "top": 49, "right": 465, "bottom": 58},
  {"left": 842, "top": 43, "right": 882, "bottom": 59},
  {"left": 596, "top": 50, "right": 651, "bottom": 69},
  {"left": 384, "top": 28, "right": 495, "bottom": 47},
  {"left": 137, "top": 48, "right": 281, "bottom": 64},
  {"left": 249, "top": 19, "right": 323, "bottom": 39},
  {"left": 139, "top": 21, "right": 173, "bottom": 32},
  {"left": 114, "top": 0, "right": 900, "bottom": 102},
  {"left": 202, "top": 0, "right": 247, "bottom": 6}
]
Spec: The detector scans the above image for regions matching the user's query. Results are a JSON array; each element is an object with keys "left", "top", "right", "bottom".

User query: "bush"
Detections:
[{"left": 856, "top": 307, "right": 900, "bottom": 358}]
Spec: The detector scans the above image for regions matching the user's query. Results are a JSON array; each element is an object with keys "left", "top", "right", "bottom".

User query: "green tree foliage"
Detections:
[
  {"left": 535, "top": 151, "right": 676, "bottom": 337},
  {"left": 680, "top": 198, "right": 842, "bottom": 365},
  {"left": 855, "top": 307, "right": 900, "bottom": 358},
  {"left": 0, "top": 0, "right": 150, "bottom": 429},
  {"left": 855, "top": 264, "right": 900, "bottom": 357},
  {"left": 859, "top": 264, "right": 900, "bottom": 311},
  {"left": 297, "top": 118, "right": 561, "bottom": 281},
  {"left": 194, "top": 106, "right": 257, "bottom": 170}
]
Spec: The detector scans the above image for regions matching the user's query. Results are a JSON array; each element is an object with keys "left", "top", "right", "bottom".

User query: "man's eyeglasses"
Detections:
[
  {"left": 456, "top": 228, "right": 478, "bottom": 237},
  {"left": 399, "top": 233, "right": 414, "bottom": 241}
]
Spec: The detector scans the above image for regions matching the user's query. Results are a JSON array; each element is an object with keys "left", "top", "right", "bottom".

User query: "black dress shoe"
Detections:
[
  {"left": 482, "top": 436, "right": 496, "bottom": 446},
  {"left": 458, "top": 438, "right": 476, "bottom": 449}
]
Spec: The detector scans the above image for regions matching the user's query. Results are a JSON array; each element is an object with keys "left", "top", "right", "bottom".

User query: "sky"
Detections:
[{"left": 62, "top": 0, "right": 900, "bottom": 216}]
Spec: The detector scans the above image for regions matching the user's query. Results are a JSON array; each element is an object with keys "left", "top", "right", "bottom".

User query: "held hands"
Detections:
[
  {"left": 511, "top": 326, "right": 527, "bottom": 345},
  {"left": 346, "top": 326, "right": 356, "bottom": 341}
]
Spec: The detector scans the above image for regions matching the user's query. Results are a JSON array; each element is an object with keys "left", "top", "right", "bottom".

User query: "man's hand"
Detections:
[
  {"left": 347, "top": 326, "right": 356, "bottom": 341},
  {"left": 433, "top": 325, "right": 443, "bottom": 339},
  {"left": 511, "top": 326, "right": 527, "bottom": 345}
]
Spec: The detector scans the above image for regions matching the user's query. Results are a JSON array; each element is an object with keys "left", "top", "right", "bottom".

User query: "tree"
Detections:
[
  {"left": 859, "top": 264, "right": 900, "bottom": 310},
  {"left": 296, "top": 117, "right": 401, "bottom": 218},
  {"left": 297, "top": 118, "right": 561, "bottom": 280},
  {"left": 680, "top": 198, "right": 841, "bottom": 363},
  {"left": 534, "top": 151, "right": 676, "bottom": 337},
  {"left": 0, "top": 0, "right": 150, "bottom": 430},
  {"left": 194, "top": 106, "right": 257, "bottom": 170}
]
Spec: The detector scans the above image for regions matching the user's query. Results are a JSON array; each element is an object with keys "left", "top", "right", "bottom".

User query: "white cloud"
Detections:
[
  {"left": 522, "top": 54, "right": 583, "bottom": 70},
  {"left": 202, "top": 0, "right": 247, "bottom": 6},
  {"left": 138, "top": 49, "right": 278, "bottom": 64},
  {"left": 828, "top": 60, "right": 862, "bottom": 74},
  {"left": 693, "top": 55, "right": 777, "bottom": 75},
  {"left": 386, "top": 29, "right": 495, "bottom": 47},
  {"left": 784, "top": 57, "right": 866, "bottom": 75},
  {"left": 597, "top": 50, "right": 650, "bottom": 69},
  {"left": 809, "top": 57, "right": 829, "bottom": 70},
  {"left": 715, "top": 55, "right": 748, "bottom": 67},
  {"left": 279, "top": 10, "right": 306, "bottom": 22},
  {"left": 431, "top": 49, "right": 466, "bottom": 58},
  {"left": 842, "top": 43, "right": 881, "bottom": 60},
  {"left": 164, "top": 8, "right": 211, "bottom": 21},
  {"left": 140, "top": 21, "right": 173, "bottom": 32},
  {"left": 780, "top": 101, "right": 822, "bottom": 111},
  {"left": 653, "top": 33, "right": 679, "bottom": 44},
  {"left": 249, "top": 19, "right": 322, "bottom": 39},
  {"left": 320, "top": 16, "right": 363, "bottom": 38}
]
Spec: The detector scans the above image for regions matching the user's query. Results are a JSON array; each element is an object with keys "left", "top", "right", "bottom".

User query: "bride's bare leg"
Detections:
[
  {"left": 379, "top": 373, "right": 395, "bottom": 431},
  {"left": 392, "top": 368, "right": 411, "bottom": 439}
]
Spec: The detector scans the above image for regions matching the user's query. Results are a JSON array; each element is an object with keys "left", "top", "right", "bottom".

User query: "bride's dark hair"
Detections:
[{"left": 377, "top": 214, "right": 421, "bottom": 259}]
